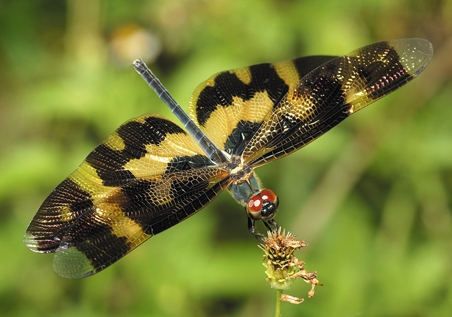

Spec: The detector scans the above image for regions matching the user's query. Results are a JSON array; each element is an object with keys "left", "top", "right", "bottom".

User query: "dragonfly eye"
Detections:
[{"left": 246, "top": 189, "right": 279, "bottom": 220}]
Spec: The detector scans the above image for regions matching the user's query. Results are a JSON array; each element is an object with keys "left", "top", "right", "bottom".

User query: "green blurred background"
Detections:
[{"left": 1, "top": 0, "right": 451, "bottom": 316}]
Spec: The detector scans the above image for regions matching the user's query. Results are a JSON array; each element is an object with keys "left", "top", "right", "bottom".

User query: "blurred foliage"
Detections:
[{"left": 1, "top": 0, "right": 451, "bottom": 316}]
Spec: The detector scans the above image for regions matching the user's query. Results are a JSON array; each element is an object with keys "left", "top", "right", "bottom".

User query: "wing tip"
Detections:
[
  {"left": 23, "top": 232, "right": 60, "bottom": 253},
  {"left": 53, "top": 247, "right": 96, "bottom": 279},
  {"left": 388, "top": 38, "right": 433, "bottom": 76}
]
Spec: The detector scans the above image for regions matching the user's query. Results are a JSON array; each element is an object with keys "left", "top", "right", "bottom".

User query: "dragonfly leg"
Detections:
[
  {"left": 263, "top": 219, "right": 279, "bottom": 232},
  {"left": 248, "top": 216, "right": 280, "bottom": 240},
  {"left": 248, "top": 217, "right": 265, "bottom": 240}
]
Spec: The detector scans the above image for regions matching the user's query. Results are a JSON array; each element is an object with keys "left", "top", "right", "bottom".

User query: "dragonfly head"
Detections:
[{"left": 246, "top": 189, "right": 279, "bottom": 221}]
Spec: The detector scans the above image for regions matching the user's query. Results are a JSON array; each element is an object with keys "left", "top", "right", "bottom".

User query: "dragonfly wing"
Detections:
[
  {"left": 189, "top": 56, "right": 337, "bottom": 156},
  {"left": 241, "top": 38, "right": 433, "bottom": 166},
  {"left": 24, "top": 114, "right": 230, "bottom": 278}
]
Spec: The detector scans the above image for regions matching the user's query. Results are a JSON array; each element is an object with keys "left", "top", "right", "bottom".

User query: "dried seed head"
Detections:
[{"left": 259, "top": 228, "right": 322, "bottom": 304}]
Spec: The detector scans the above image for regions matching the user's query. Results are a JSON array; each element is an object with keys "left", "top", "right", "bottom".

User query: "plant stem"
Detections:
[{"left": 275, "top": 289, "right": 282, "bottom": 317}]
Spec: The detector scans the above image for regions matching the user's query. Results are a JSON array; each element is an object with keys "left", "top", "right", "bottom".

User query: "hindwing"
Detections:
[
  {"left": 241, "top": 39, "right": 433, "bottom": 166},
  {"left": 24, "top": 114, "right": 230, "bottom": 278},
  {"left": 189, "top": 56, "right": 336, "bottom": 156}
]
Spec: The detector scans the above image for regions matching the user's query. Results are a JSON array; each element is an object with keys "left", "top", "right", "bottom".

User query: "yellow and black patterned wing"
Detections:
[
  {"left": 189, "top": 55, "right": 336, "bottom": 156},
  {"left": 190, "top": 39, "right": 432, "bottom": 166},
  {"left": 241, "top": 39, "right": 433, "bottom": 166},
  {"left": 24, "top": 114, "right": 230, "bottom": 278}
]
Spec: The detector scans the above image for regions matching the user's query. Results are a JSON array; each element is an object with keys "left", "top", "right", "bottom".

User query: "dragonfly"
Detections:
[{"left": 24, "top": 38, "right": 433, "bottom": 278}]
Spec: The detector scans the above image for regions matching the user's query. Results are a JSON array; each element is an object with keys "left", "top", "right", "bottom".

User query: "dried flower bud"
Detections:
[{"left": 259, "top": 228, "right": 322, "bottom": 304}]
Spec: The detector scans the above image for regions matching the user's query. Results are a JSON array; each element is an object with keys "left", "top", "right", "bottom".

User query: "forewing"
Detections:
[
  {"left": 24, "top": 114, "right": 230, "bottom": 278},
  {"left": 241, "top": 38, "right": 433, "bottom": 166},
  {"left": 189, "top": 56, "right": 336, "bottom": 156}
]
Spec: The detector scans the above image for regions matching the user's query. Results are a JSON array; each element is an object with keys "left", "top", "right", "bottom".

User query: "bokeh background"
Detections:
[{"left": 1, "top": 0, "right": 451, "bottom": 316}]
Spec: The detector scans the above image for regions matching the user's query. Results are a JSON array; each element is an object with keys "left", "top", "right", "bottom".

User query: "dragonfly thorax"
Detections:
[{"left": 227, "top": 164, "right": 279, "bottom": 221}]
